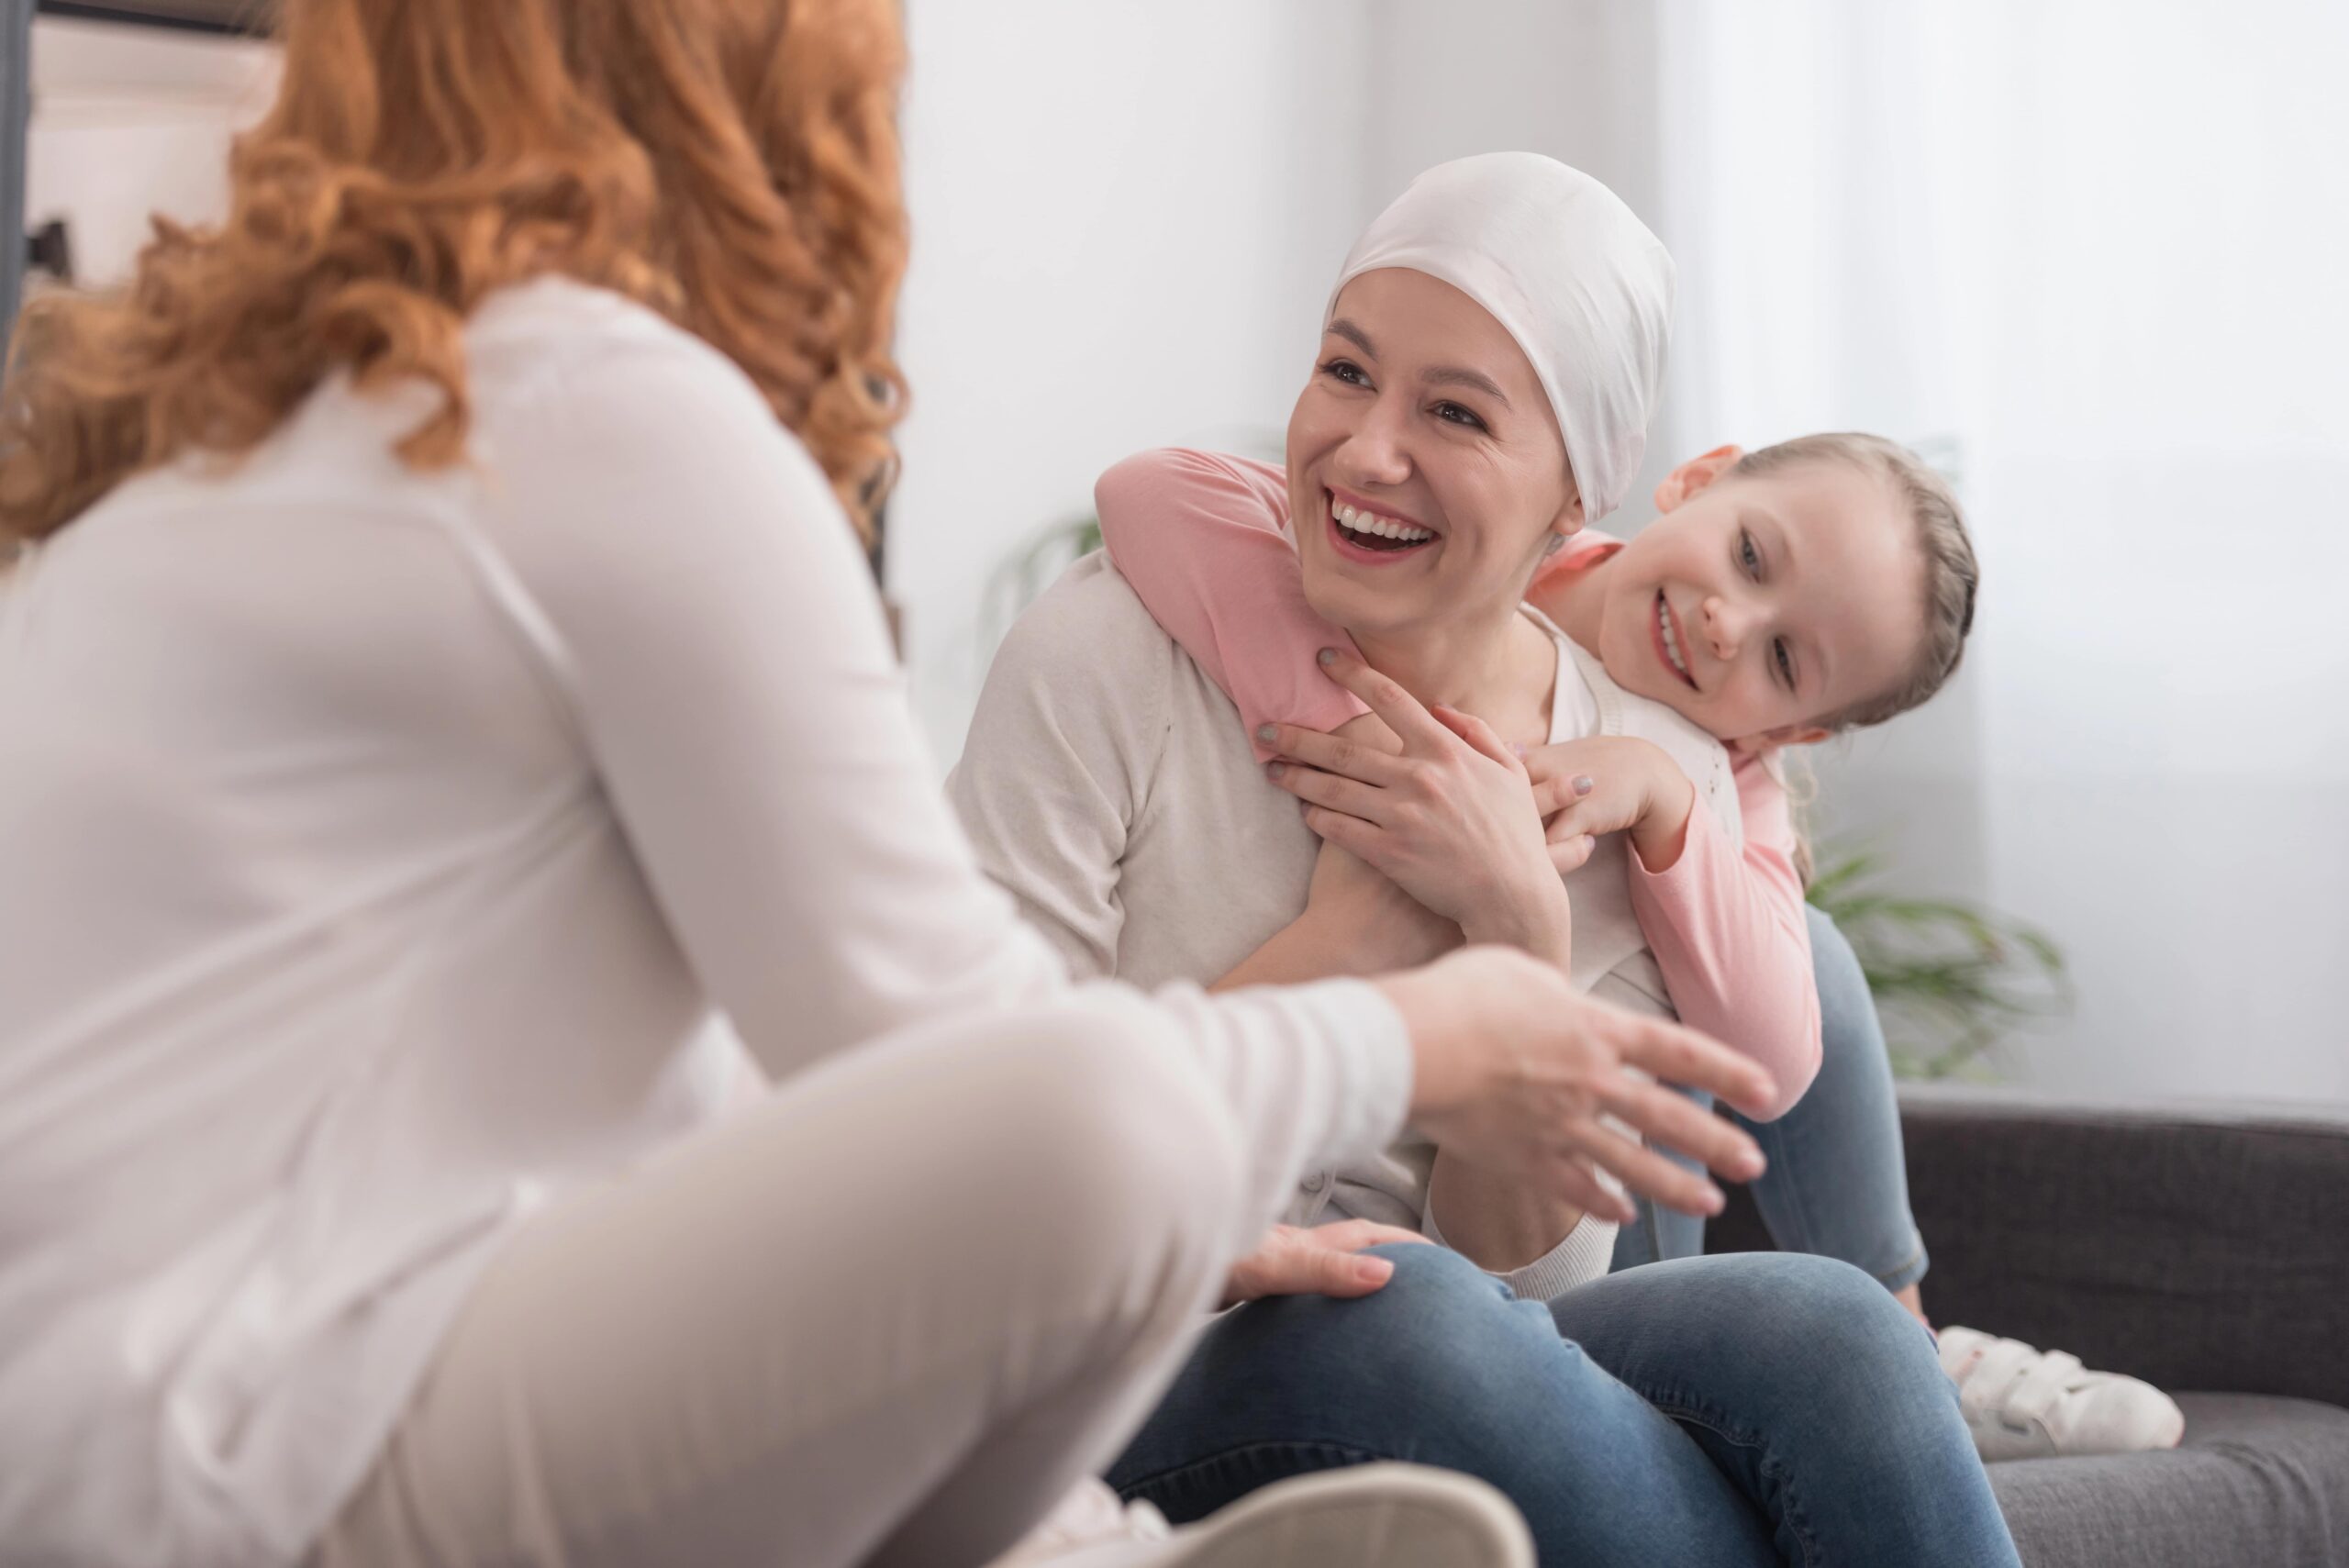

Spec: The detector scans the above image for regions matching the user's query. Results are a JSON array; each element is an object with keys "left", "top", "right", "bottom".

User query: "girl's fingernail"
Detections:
[
  {"left": 1510, "top": 741, "right": 1527, "bottom": 756},
  {"left": 1318, "top": 648, "right": 1338, "bottom": 666},
  {"left": 1353, "top": 1257, "right": 1394, "bottom": 1286},
  {"left": 1572, "top": 774, "right": 1596, "bottom": 795},
  {"left": 1265, "top": 761, "right": 1285, "bottom": 779},
  {"left": 1257, "top": 724, "right": 1279, "bottom": 744}
]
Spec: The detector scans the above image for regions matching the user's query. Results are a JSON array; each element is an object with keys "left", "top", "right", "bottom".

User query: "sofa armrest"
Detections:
[{"left": 1707, "top": 1085, "right": 2349, "bottom": 1409}]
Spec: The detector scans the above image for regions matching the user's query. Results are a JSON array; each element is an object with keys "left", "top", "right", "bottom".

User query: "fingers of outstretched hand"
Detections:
[
  {"left": 1528, "top": 1154, "right": 1637, "bottom": 1226},
  {"left": 1316, "top": 648, "right": 1452, "bottom": 751},
  {"left": 1569, "top": 1120, "right": 1729, "bottom": 1218},
  {"left": 1595, "top": 1073, "right": 1765, "bottom": 1184},
  {"left": 1611, "top": 1017, "right": 1778, "bottom": 1119}
]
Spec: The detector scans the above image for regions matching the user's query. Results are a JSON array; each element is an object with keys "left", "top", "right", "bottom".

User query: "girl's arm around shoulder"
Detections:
[
  {"left": 1095, "top": 448, "right": 1364, "bottom": 756},
  {"left": 1623, "top": 749, "right": 1822, "bottom": 1118}
]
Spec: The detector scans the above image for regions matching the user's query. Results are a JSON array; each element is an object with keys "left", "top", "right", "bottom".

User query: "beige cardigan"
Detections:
[{"left": 950, "top": 551, "right": 1741, "bottom": 1300}]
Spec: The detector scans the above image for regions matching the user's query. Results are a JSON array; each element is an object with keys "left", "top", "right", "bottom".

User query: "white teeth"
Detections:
[
  {"left": 1657, "top": 595, "right": 1690, "bottom": 679},
  {"left": 1332, "top": 499, "right": 1433, "bottom": 544}
]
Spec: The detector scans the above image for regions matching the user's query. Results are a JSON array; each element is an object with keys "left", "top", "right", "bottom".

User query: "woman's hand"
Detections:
[
  {"left": 1523, "top": 736, "right": 1698, "bottom": 874},
  {"left": 1220, "top": 1219, "right": 1433, "bottom": 1307},
  {"left": 1258, "top": 649, "right": 1572, "bottom": 965},
  {"left": 1375, "top": 946, "right": 1776, "bottom": 1224},
  {"left": 1212, "top": 839, "right": 1459, "bottom": 989},
  {"left": 1299, "top": 839, "right": 1463, "bottom": 971}
]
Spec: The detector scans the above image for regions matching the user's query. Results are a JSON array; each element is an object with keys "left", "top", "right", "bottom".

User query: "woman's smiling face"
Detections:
[{"left": 1286, "top": 268, "right": 1580, "bottom": 640}]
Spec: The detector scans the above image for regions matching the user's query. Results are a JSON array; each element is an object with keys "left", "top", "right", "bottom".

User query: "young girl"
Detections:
[{"left": 1094, "top": 429, "right": 1976, "bottom": 1119}]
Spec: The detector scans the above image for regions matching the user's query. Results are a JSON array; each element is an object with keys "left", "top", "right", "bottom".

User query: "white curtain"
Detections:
[{"left": 1653, "top": 1, "right": 2349, "bottom": 1103}]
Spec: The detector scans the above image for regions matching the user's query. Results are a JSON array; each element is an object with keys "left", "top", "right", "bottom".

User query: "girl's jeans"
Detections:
[
  {"left": 1110, "top": 1245, "right": 2020, "bottom": 1567},
  {"left": 1612, "top": 904, "right": 1931, "bottom": 1287}
]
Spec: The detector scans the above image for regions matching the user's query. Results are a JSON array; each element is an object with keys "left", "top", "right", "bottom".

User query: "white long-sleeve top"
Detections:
[{"left": 0, "top": 278, "right": 1411, "bottom": 1568}]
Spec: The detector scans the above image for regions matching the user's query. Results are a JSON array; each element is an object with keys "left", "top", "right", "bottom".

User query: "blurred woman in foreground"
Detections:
[{"left": 0, "top": 3, "right": 1776, "bottom": 1564}]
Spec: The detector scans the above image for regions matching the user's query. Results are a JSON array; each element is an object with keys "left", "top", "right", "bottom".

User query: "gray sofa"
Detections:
[{"left": 1705, "top": 1085, "right": 2349, "bottom": 1567}]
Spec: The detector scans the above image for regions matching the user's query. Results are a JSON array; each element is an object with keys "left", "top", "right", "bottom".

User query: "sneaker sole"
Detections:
[{"left": 1134, "top": 1463, "right": 1535, "bottom": 1568}]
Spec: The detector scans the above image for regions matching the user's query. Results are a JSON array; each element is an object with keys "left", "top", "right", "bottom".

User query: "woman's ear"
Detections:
[
  {"left": 1552, "top": 481, "right": 1588, "bottom": 538},
  {"left": 1653, "top": 445, "right": 1745, "bottom": 514}
]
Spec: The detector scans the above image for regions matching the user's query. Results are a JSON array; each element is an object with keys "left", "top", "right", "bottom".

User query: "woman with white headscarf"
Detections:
[{"left": 952, "top": 154, "right": 2023, "bottom": 1565}]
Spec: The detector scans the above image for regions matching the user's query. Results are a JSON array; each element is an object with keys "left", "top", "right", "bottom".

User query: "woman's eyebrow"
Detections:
[
  {"left": 1425, "top": 365, "right": 1510, "bottom": 406},
  {"left": 1325, "top": 318, "right": 1509, "bottom": 407}
]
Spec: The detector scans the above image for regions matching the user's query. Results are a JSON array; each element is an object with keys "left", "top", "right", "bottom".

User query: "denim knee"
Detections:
[
  {"left": 1222, "top": 1244, "right": 1545, "bottom": 1417},
  {"left": 1730, "top": 1253, "right": 1944, "bottom": 1404},
  {"left": 1320, "top": 1244, "right": 1586, "bottom": 1417}
]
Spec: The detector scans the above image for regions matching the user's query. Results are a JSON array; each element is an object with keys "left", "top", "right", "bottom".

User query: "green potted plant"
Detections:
[{"left": 1804, "top": 844, "right": 2069, "bottom": 1079}]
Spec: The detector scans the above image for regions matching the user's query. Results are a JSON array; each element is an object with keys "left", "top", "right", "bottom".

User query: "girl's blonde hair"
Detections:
[
  {"left": 0, "top": 0, "right": 908, "bottom": 549},
  {"left": 1731, "top": 431, "right": 1977, "bottom": 733},
  {"left": 1730, "top": 434, "right": 1977, "bottom": 888}
]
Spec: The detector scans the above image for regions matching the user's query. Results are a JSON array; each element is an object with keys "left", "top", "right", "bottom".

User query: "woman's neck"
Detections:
[
  {"left": 1531, "top": 549, "right": 1609, "bottom": 651},
  {"left": 1349, "top": 602, "right": 1558, "bottom": 747}
]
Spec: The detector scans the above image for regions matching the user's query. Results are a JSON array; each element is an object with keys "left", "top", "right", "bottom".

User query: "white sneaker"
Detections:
[
  {"left": 995, "top": 1465, "right": 1535, "bottom": 1568},
  {"left": 1938, "top": 1325, "right": 2187, "bottom": 1462},
  {"left": 990, "top": 1477, "right": 1172, "bottom": 1565}
]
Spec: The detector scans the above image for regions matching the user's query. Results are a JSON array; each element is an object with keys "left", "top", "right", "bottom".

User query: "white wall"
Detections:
[
  {"left": 888, "top": 0, "right": 1687, "bottom": 767},
  {"left": 889, "top": 2, "right": 1376, "bottom": 764},
  {"left": 1653, "top": 0, "right": 2349, "bottom": 1106},
  {"left": 25, "top": 17, "right": 277, "bottom": 292}
]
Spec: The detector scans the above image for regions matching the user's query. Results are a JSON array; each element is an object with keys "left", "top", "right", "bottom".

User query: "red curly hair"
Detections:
[{"left": 0, "top": 0, "right": 908, "bottom": 547}]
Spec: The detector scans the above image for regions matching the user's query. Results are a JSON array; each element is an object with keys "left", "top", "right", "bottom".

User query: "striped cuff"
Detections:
[{"left": 1419, "top": 1167, "right": 1620, "bottom": 1303}]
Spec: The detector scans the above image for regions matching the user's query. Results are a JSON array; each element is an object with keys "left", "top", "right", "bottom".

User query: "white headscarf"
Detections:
[{"left": 1329, "top": 151, "right": 1674, "bottom": 523}]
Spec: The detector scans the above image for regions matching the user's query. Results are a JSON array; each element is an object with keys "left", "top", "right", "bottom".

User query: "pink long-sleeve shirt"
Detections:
[{"left": 1095, "top": 447, "right": 1822, "bottom": 1117}]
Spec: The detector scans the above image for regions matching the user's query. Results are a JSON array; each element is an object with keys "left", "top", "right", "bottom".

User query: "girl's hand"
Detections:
[
  {"left": 1220, "top": 1219, "right": 1433, "bottom": 1307},
  {"left": 1259, "top": 649, "right": 1571, "bottom": 963},
  {"left": 1375, "top": 946, "right": 1776, "bottom": 1224},
  {"left": 1524, "top": 735, "right": 1697, "bottom": 874}
]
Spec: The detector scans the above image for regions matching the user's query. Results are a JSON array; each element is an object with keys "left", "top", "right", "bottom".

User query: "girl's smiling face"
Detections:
[
  {"left": 1586, "top": 448, "right": 1929, "bottom": 750},
  {"left": 1286, "top": 268, "right": 1582, "bottom": 642}
]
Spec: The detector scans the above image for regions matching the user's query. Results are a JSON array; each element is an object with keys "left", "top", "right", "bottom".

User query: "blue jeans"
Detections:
[
  {"left": 1110, "top": 1244, "right": 2020, "bottom": 1566},
  {"left": 1612, "top": 905, "right": 1930, "bottom": 1288}
]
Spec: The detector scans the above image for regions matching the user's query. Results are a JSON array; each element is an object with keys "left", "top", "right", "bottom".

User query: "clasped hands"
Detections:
[
  {"left": 1233, "top": 648, "right": 1768, "bottom": 1301},
  {"left": 1259, "top": 650, "right": 1697, "bottom": 951}
]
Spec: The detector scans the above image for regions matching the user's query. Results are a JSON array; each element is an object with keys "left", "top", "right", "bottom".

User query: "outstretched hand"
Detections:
[{"left": 1378, "top": 947, "right": 1776, "bottom": 1225}]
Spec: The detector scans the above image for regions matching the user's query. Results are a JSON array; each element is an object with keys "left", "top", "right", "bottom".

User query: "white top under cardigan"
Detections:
[
  {"left": 948, "top": 551, "right": 1742, "bottom": 1301},
  {"left": 0, "top": 279, "right": 1413, "bottom": 1568}
]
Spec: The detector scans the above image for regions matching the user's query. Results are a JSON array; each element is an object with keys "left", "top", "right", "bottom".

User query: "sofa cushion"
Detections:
[{"left": 1991, "top": 1392, "right": 2349, "bottom": 1568}]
